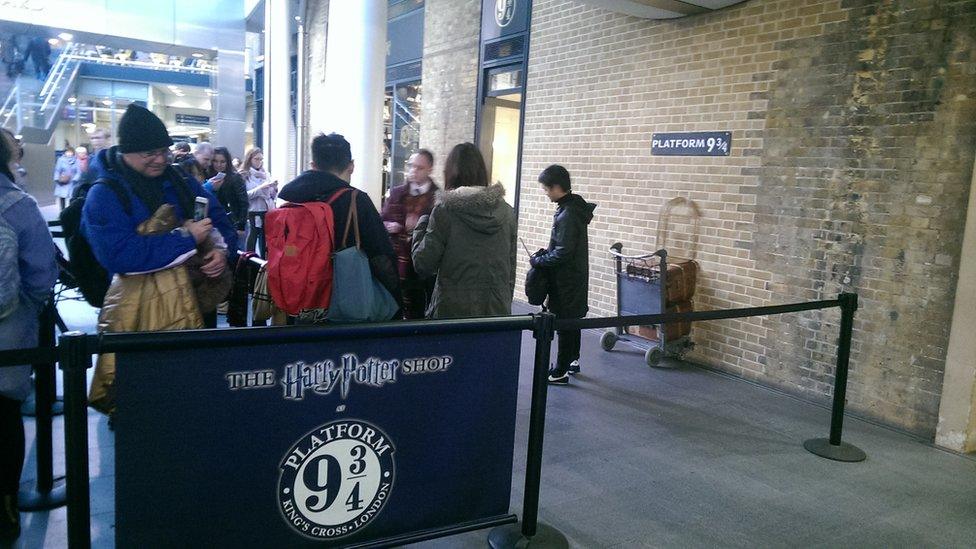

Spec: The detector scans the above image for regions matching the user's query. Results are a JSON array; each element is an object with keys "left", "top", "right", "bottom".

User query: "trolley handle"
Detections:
[{"left": 609, "top": 243, "right": 667, "bottom": 261}]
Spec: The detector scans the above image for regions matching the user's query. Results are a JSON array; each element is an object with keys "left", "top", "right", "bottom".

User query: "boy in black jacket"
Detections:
[{"left": 530, "top": 165, "right": 596, "bottom": 385}]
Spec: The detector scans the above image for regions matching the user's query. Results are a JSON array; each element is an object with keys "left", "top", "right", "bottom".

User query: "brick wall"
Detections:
[
  {"left": 418, "top": 0, "right": 481, "bottom": 171},
  {"left": 519, "top": 0, "right": 976, "bottom": 436}
]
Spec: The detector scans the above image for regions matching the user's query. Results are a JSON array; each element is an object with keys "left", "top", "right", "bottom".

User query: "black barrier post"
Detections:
[
  {"left": 489, "top": 312, "right": 569, "bottom": 549},
  {"left": 22, "top": 298, "right": 64, "bottom": 417},
  {"left": 804, "top": 293, "right": 867, "bottom": 462},
  {"left": 60, "top": 332, "right": 92, "bottom": 548},
  {"left": 19, "top": 299, "right": 67, "bottom": 510}
]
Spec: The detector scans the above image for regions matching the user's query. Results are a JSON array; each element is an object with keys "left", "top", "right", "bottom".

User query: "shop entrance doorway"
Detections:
[{"left": 478, "top": 64, "right": 523, "bottom": 208}]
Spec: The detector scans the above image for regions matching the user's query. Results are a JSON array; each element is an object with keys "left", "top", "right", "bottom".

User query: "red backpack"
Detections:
[{"left": 265, "top": 188, "right": 352, "bottom": 315}]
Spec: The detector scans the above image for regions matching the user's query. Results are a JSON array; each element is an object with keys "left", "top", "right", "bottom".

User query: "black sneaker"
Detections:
[
  {"left": 547, "top": 369, "right": 569, "bottom": 385},
  {"left": 568, "top": 360, "right": 581, "bottom": 375}
]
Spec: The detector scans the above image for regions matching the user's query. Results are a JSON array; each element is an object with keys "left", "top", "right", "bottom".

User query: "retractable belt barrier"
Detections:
[{"left": 0, "top": 293, "right": 863, "bottom": 548}]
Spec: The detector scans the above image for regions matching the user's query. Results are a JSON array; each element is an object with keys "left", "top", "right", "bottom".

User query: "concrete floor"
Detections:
[{"left": 10, "top": 299, "right": 976, "bottom": 548}]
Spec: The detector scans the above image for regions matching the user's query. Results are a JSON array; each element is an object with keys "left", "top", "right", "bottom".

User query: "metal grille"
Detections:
[{"left": 484, "top": 36, "right": 524, "bottom": 63}]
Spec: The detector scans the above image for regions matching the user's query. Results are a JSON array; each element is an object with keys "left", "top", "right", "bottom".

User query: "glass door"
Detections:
[{"left": 478, "top": 64, "right": 523, "bottom": 207}]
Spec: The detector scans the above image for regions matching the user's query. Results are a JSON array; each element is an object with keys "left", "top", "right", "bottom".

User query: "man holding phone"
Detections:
[{"left": 81, "top": 104, "right": 237, "bottom": 308}]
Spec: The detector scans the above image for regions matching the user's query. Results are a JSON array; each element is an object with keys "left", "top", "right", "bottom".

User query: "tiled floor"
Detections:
[{"left": 10, "top": 300, "right": 976, "bottom": 548}]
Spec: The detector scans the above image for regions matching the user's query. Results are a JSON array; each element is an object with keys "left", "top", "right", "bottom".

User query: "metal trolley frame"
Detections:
[{"left": 600, "top": 242, "right": 695, "bottom": 367}]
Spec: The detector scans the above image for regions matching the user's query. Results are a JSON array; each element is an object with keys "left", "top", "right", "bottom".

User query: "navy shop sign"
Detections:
[
  {"left": 652, "top": 131, "right": 732, "bottom": 156},
  {"left": 114, "top": 329, "right": 522, "bottom": 547}
]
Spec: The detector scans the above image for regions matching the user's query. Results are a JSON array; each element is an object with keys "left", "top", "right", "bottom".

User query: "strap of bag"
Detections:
[
  {"left": 339, "top": 189, "right": 362, "bottom": 250},
  {"left": 93, "top": 177, "right": 133, "bottom": 215},
  {"left": 656, "top": 196, "right": 702, "bottom": 261}
]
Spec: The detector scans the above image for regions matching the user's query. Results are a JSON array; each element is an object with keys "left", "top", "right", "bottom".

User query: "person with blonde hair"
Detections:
[{"left": 239, "top": 147, "right": 276, "bottom": 255}]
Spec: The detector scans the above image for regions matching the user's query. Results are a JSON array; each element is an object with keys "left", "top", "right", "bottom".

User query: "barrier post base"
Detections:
[
  {"left": 18, "top": 477, "right": 67, "bottom": 511},
  {"left": 803, "top": 438, "right": 866, "bottom": 462},
  {"left": 488, "top": 522, "right": 568, "bottom": 549}
]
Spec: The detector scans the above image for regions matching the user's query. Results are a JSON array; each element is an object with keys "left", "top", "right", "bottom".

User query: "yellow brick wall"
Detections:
[{"left": 518, "top": 0, "right": 976, "bottom": 436}]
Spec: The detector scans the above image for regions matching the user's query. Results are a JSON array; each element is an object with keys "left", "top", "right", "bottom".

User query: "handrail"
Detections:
[
  {"left": 608, "top": 242, "right": 666, "bottom": 261},
  {"left": 0, "top": 82, "right": 18, "bottom": 131},
  {"left": 61, "top": 53, "right": 216, "bottom": 76},
  {"left": 38, "top": 62, "right": 80, "bottom": 130},
  {"left": 393, "top": 93, "right": 420, "bottom": 128},
  {"left": 39, "top": 43, "right": 79, "bottom": 99}
]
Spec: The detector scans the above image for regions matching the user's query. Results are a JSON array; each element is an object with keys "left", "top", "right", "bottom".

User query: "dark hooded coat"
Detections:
[
  {"left": 531, "top": 193, "right": 596, "bottom": 318},
  {"left": 411, "top": 183, "right": 517, "bottom": 319}
]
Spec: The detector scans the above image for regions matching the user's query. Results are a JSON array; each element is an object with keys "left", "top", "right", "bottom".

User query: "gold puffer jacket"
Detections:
[{"left": 88, "top": 204, "right": 231, "bottom": 414}]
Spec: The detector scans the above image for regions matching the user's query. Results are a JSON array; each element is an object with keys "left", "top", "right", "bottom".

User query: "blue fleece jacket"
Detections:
[{"left": 81, "top": 147, "right": 238, "bottom": 275}]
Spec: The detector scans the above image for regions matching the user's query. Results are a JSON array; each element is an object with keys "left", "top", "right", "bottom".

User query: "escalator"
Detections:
[{"left": 0, "top": 43, "right": 81, "bottom": 144}]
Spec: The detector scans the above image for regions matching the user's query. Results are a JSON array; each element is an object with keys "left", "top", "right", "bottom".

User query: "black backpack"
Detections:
[{"left": 59, "top": 179, "right": 131, "bottom": 307}]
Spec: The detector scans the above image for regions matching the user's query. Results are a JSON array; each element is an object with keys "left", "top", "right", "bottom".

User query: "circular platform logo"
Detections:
[
  {"left": 495, "top": 0, "right": 516, "bottom": 27},
  {"left": 278, "top": 420, "right": 395, "bottom": 540}
]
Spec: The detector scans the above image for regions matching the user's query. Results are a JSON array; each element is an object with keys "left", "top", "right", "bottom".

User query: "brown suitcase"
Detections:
[
  {"left": 629, "top": 300, "right": 693, "bottom": 341},
  {"left": 625, "top": 259, "right": 698, "bottom": 304}
]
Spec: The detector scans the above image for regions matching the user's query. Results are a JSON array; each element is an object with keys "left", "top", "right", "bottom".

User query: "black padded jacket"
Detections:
[{"left": 532, "top": 193, "right": 596, "bottom": 318}]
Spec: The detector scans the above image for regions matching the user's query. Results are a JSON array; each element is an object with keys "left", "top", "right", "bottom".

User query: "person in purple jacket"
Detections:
[{"left": 0, "top": 128, "right": 58, "bottom": 542}]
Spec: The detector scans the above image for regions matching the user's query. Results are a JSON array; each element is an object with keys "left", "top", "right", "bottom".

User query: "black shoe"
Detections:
[
  {"left": 0, "top": 494, "right": 20, "bottom": 543},
  {"left": 568, "top": 360, "right": 581, "bottom": 375},
  {"left": 547, "top": 369, "right": 569, "bottom": 385}
]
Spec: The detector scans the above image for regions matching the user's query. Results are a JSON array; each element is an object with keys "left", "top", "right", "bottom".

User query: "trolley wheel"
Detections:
[
  {"left": 645, "top": 347, "right": 664, "bottom": 368},
  {"left": 600, "top": 331, "right": 618, "bottom": 351}
]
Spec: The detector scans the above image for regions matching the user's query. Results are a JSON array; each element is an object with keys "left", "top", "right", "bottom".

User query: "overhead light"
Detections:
[
  {"left": 192, "top": 52, "right": 204, "bottom": 58},
  {"left": 167, "top": 85, "right": 180, "bottom": 90},
  {"left": 58, "top": 32, "right": 73, "bottom": 41},
  {"left": 47, "top": 38, "right": 59, "bottom": 46},
  {"left": 13, "top": 134, "right": 22, "bottom": 140},
  {"left": 101, "top": 99, "right": 113, "bottom": 106},
  {"left": 294, "top": 16, "right": 301, "bottom": 21},
  {"left": 67, "top": 97, "right": 76, "bottom": 103}
]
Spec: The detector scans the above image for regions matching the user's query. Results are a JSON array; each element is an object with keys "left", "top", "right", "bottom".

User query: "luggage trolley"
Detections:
[{"left": 600, "top": 243, "right": 695, "bottom": 367}]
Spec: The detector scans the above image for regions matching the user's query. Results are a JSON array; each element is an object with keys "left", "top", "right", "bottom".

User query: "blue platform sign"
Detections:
[
  {"left": 114, "top": 328, "right": 523, "bottom": 547},
  {"left": 651, "top": 131, "right": 732, "bottom": 156}
]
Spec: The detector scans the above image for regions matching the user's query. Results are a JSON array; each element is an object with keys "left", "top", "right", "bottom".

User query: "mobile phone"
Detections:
[
  {"left": 193, "top": 196, "right": 209, "bottom": 221},
  {"left": 212, "top": 172, "right": 226, "bottom": 181}
]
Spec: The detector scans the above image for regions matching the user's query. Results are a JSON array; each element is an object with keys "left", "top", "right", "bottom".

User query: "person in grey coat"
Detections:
[
  {"left": 412, "top": 143, "right": 517, "bottom": 319},
  {"left": 0, "top": 129, "right": 58, "bottom": 542}
]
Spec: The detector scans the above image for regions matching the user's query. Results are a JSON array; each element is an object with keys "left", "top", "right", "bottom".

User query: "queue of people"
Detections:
[{"left": 0, "top": 104, "right": 595, "bottom": 543}]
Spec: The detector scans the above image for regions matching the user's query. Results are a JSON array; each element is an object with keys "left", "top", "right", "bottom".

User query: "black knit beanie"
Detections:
[{"left": 117, "top": 104, "right": 173, "bottom": 153}]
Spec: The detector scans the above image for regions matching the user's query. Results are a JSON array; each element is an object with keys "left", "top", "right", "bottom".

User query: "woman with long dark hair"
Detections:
[
  {"left": 205, "top": 147, "right": 249, "bottom": 244},
  {"left": 411, "top": 142, "right": 516, "bottom": 318}
]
